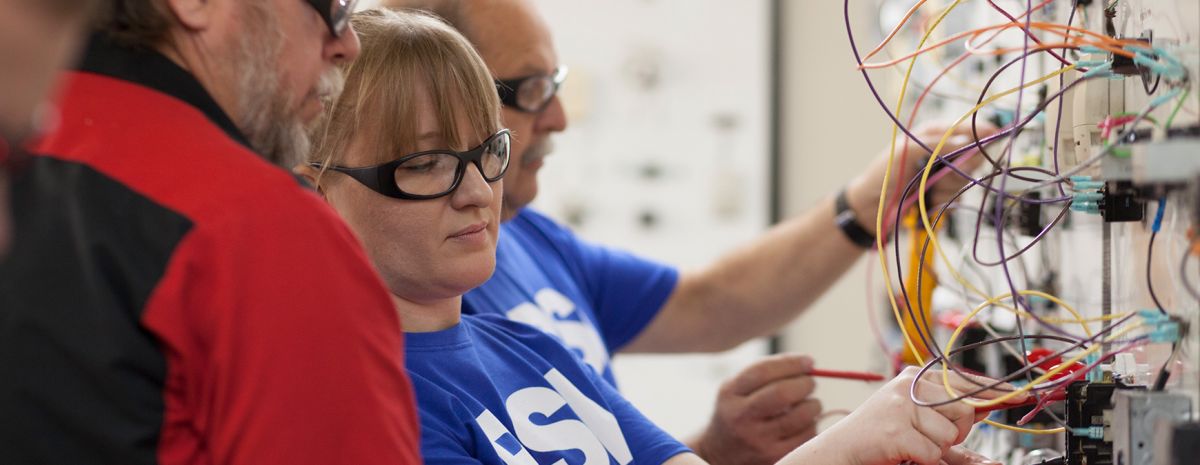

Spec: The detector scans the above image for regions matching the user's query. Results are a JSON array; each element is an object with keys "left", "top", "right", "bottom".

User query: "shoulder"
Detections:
[
  {"left": 506, "top": 208, "right": 579, "bottom": 242},
  {"left": 42, "top": 71, "right": 357, "bottom": 258}
]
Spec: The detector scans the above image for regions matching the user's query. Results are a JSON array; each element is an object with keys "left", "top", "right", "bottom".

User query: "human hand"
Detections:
[
  {"left": 692, "top": 354, "right": 822, "bottom": 465},
  {"left": 939, "top": 446, "right": 1001, "bottom": 465},
  {"left": 780, "top": 366, "right": 1023, "bottom": 465},
  {"left": 846, "top": 122, "right": 1000, "bottom": 236}
]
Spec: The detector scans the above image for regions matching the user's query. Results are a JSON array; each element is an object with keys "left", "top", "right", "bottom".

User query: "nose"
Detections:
[
  {"left": 325, "top": 23, "right": 362, "bottom": 65},
  {"left": 449, "top": 163, "right": 495, "bottom": 210},
  {"left": 536, "top": 96, "right": 568, "bottom": 134}
]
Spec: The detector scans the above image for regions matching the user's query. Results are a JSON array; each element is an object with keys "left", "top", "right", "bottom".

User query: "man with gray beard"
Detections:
[{"left": 0, "top": 1, "right": 423, "bottom": 464}]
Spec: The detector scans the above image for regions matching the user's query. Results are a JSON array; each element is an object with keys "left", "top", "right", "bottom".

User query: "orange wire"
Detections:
[
  {"left": 859, "top": 22, "right": 1143, "bottom": 70},
  {"left": 885, "top": 0, "right": 1044, "bottom": 224},
  {"left": 864, "top": 0, "right": 929, "bottom": 62},
  {"left": 962, "top": 0, "right": 1055, "bottom": 53}
]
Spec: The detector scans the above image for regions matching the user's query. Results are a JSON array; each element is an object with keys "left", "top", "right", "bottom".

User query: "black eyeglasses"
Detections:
[
  {"left": 305, "top": 0, "right": 356, "bottom": 37},
  {"left": 315, "top": 129, "right": 511, "bottom": 200},
  {"left": 495, "top": 67, "right": 568, "bottom": 113}
]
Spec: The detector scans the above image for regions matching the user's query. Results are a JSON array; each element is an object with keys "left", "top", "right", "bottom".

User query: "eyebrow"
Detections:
[
  {"left": 417, "top": 131, "right": 442, "bottom": 141},
  {"left": 501, "top": 64, "right": 555, "bottom": 80}
]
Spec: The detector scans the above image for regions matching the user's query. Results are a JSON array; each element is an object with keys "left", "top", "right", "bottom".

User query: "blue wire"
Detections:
[{"left": 1152, "top": 197, "right": 1167, "bottom": 233}]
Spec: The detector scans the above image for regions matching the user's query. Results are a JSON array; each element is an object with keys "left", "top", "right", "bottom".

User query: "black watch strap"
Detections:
[{"left": 834, "top": 188, "right": 876, "bottom": 249}]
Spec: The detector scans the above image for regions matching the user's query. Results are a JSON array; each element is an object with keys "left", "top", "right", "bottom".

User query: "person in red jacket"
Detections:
[
  {"left": 0, "top": 0, "right": 98, "bottom": 255},
  {"left": 0, "top": 1, "right": 423, "bottom": 464}
]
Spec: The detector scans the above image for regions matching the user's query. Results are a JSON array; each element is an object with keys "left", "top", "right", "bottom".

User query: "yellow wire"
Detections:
[
  {"left": 869, "top": 0, "right": 1117, "bottom": 436},
  {"left": 976, "top": 290, "right": 1098, "bottom": 337},
  {"left": 943, "top": 306, "right": 1145, "bottom": 408},
  {"left": 944, "top": 290, "right": 1132, "bottom": 435},
  {"left": 914, "top": 64, "right": 1078, "bottom": 305},
  {"left": 875, "top": 0, "right": 964, "bottom": 373}
]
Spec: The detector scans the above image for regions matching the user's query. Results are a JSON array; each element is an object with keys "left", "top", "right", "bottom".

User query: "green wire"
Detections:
[{"left": 1164, "top": 89, "right": 1191, "bottom": 129}]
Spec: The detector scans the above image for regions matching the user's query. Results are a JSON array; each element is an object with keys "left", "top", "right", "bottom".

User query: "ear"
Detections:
[
  {"left": 164, "top": 0, "right": 217, "bottom": 31},
  {"left": 293, "top": 164, "right": 327, "bottom": 197}
]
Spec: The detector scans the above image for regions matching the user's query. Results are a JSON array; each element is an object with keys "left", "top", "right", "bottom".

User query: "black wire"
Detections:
[
  {"left": 1148, "top": 226, "right": 1173, "bottom": 390},
  {"left": 909, "top": 333, "right": 1102, "bottom": 407},
  {"left": 1148, "top": 230, "right": 1168, "bottom": 315},
  {"left": 889, "top": 156, "right": 1070, "bottom": 397},
  {"left": 1152, "top": 343, "right": 1177, "bottom": 391},
  {"left": 1143, "top": 71, "right": 1162, "bottom": 96},
  {"left": 911, "top": 317, "right": 1144, "bottom": 408}
]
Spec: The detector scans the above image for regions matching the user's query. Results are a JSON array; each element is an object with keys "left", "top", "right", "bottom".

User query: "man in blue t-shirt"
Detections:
[{"left": 389, "top": 1, "right": 991, "bottom": 464}]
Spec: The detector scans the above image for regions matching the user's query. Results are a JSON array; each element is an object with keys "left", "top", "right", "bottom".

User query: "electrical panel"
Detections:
[{"left": 860, "top": 1, "right": 1199, "bottom": 464}]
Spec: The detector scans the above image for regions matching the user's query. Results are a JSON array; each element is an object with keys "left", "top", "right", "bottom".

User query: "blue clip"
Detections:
[
  {"left": 1071, "top": 201, "right": 1100, "bottom": 214},
  {"left": 1083, "top": 62, "right": 1114, "bottom": 79},
  {"left": 1086, "top": 353, "right": 1102, "bottom": 382},
  {"left": 1154, "top": 47, "right": 1185, "bottom": 69},
  {"left": 1072, "top": 181, "right": 1105, "bottom": 191},
  {"left": 1139, "top": 309, "right": 1181, "bottom": 343},
  {"left": 1134, "top": 55, "right": 1171, "bottom": 74},
  {"left": 1071, "top": 427, "right": 1105, "bottom": 440},
  {"left": 1151, "top": 88, "right": 1185, "bottom": 108},
  {"left": 1124, "top": 44, "right": 1155, "bottom": 55},
  {"left": 1152, "top": 197, "right": 1167, "bottom": 233}
]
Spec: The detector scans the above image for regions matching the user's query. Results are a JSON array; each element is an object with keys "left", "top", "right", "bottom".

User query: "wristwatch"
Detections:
[{"left": 834, "top": 188, "right": 876, "bottom": 249}]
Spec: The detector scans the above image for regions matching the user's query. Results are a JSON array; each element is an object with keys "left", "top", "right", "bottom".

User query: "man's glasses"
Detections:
[
  {"left": 495, "top": 67, "right": 568, "bottom": 114},
  {"left": 305, "top": 0, "right": 356, "bottom": 37},
  {"left": 315, "top": 129, "right": 511, "bottom": 200}
]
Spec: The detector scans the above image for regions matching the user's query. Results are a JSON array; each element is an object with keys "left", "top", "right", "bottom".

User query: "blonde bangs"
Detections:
[{"left": 309, "top": 8, "right": 501, "bottom": 174}]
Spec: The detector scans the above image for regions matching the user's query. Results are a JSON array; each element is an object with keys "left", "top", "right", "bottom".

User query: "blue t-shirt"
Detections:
[
  {"left": 406, "top": 314, "right": 690, "bottom": 465},
  {"left": 463, "top": 208, "right": 680, "bottom": 386}
]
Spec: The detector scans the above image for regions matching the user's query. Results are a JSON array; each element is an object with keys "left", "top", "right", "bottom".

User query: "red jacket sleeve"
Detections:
[{"left": 143, "top": 189, "right": 422, "bottom": 465}]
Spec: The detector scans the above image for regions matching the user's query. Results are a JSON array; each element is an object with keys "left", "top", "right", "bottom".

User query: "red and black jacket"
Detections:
[{"left": 0, "top": 36, "right": 423, "bottom": 465}]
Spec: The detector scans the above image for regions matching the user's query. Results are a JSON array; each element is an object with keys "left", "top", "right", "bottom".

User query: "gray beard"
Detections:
[
  {"left": 233, "top": 29, "right": 308, "bottom": 169},
  {"left": 229, "top": 2, "right": 328, "bottom": 170}
]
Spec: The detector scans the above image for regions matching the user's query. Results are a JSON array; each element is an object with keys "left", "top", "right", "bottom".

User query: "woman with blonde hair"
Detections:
[{"left": 299, "top": 8, "right": 1016, "bottom": 465}]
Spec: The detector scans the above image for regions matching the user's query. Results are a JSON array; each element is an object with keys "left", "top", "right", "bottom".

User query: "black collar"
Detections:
[{"left": 77, "top": 34, "right": 253, "bottom": 150}]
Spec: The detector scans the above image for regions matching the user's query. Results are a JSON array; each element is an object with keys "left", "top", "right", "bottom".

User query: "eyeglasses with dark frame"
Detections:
[
  {"left": 495, "top": 67, "right": 568, "bottom": 114},
  {"left": 314, "top": 129, "right": 511, "bottom": 201},
  {"left": 304, "top": 0, "right": 356, "bottom": 37}
]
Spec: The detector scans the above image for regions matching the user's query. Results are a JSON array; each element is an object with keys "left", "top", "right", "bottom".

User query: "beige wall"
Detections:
[{"left": 777, "top": 0, "right": 896, "bottom": 415}]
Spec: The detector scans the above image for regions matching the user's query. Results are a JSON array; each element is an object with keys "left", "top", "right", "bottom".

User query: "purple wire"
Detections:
[
  {"left": 1049, "top": 4, "right": 1081, "bottom": 198},
  {"left": 986, "top": 0, "right": 1072, "bottom": 67},
  {"left": 994, "top": 0, "right": 1036, "bottom": 398},
  {"left": 845, "top": 0, "right": 1121, "bottom": 370},
  {"left": 910, "top": 313, "right": 1140, "bottom": 407},
  {"left": 966, "top": 75, "right": 1092, "bottom": 286},
  {"left": 843, "top": 0, "right": 1021, "bottom": 193},
  {"left": 844, "top": 0, "right": 1081, "bottom": 204}
]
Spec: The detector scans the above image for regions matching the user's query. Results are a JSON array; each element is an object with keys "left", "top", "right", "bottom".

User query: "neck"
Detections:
[
  {"left": 155, "top": 36, "right": 241, "bottom": 130},
  {"left": 391, "top": 293, "right": 462, "bottom": 332}
]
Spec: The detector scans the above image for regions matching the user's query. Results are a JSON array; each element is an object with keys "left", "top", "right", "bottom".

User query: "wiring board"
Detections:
[{"left": 852, "top": 1, "right": 1200, "bottom": 463}]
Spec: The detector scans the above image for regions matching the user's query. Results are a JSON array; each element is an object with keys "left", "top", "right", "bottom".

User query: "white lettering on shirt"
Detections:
[
  {"left": 475, "top": 369, "right": 632, "bottom": 465},
  {"left": 505, "top": 289, "right": 610, "bottom": 375}
]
